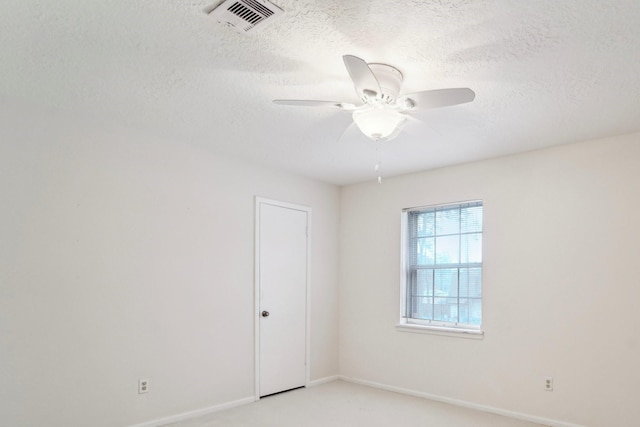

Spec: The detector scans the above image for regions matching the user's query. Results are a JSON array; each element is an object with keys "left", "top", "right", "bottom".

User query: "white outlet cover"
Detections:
[
  {"left": 544, "top": 377, "right": 553, "bottom": 391},
  {"left": 138, "top": 379, "right": 150, "bottom": 394}
]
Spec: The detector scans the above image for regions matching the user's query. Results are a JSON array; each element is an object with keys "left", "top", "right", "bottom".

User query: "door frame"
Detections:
[{"left": 254, "top": 196, "right": 311, "bottom": 400}]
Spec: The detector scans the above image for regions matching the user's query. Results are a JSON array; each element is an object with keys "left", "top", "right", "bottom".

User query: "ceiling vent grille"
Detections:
[{"left": 209, "top": 0, "right": 283, "bottom": 33}]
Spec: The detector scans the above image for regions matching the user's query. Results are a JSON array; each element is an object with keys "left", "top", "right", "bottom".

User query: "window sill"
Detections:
[{"left": 396, "top": 323, "right": 484, "bottom": 339}]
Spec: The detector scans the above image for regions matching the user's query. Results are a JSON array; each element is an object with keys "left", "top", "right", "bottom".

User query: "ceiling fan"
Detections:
[{"left": 273, "top": 55, "right": 475, "bottom": 142}]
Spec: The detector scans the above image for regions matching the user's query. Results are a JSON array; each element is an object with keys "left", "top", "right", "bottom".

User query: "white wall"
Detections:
[
  {"left": 0, "top": 103, "right": 340, "bottom": 427},
  {"left": 339, "top": 132, "right": 640, "bottom": 427},
  {"left": 5, "top": 99, "right": 640, "bottom": 427}
]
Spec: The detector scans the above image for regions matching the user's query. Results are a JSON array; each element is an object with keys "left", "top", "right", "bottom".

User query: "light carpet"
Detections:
[{"left": 163, "top": 380, "right": 544, "bottom": 426}]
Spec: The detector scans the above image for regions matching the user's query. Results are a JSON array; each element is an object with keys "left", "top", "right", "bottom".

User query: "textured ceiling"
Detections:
[{"left": 2, "top": 0, "right": 640, "bottom": 184}]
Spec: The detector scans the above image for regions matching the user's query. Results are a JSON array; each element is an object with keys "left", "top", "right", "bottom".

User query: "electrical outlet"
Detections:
[
  {"left": 544, "top": 377, "right": 553, "bottom": 391},
  {"left": 138, "top": 379, "right": 150, "bottom": 394}
]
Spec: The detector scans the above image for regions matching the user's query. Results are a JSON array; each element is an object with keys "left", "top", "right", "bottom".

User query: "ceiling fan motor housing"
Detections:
[{"left": 367, "top": 63, "right": 403, "bottom": 103}]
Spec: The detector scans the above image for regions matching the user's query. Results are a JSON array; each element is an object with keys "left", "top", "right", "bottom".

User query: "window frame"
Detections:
[{"left": 398, "top": 200, "right": 484, "bottom": 338}]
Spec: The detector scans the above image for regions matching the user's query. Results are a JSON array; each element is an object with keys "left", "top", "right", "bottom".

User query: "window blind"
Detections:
[{"left": 404, "top": 201, "right": 483, "bottom": 328}]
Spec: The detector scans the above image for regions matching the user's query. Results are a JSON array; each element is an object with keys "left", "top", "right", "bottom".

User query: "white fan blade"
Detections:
[
  {"left": 343, "top": 55, "right": 382, "bottom": 101},
  {"left": 398, "top": 88, "right": 475, "bottom": 110},
  {"left": 273, "top": 99, "right": 357, "bottom": 110}
]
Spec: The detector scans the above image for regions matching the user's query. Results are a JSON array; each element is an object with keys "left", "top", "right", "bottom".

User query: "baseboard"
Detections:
[
  {"left": 128, "top": 376, "right": 578, "bottom": 427},
  {"left": 339, "top": 376, "right": 585, "bottom": 427},
  {"left": 128, "top": 396, "right": 255, "bottom": 427},
  {"left": 307, "top": 375, "right": 340, "bottom": 387}
]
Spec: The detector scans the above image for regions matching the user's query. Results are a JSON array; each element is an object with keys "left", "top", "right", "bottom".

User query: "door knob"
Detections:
[{"left": 261, "top": 310, "right": 270, "bottom": 317}]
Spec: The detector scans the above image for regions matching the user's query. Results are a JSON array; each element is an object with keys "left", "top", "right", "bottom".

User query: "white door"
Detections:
[{"left": 255, "top": 199, "right": 309, "bottom": 397}]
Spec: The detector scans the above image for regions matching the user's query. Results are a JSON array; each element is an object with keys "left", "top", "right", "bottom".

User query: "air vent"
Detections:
[{"left": 209, "top": 0, "right": 283, "bottom": 33}]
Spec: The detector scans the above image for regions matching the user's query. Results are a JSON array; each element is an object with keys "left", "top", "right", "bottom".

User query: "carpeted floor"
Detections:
[{"left": 163, "top": 380, "right": 544, "bottom": 427}]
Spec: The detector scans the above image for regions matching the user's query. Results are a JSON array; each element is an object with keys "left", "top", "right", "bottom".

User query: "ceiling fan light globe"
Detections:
[{"left": 352, "top": 106, "right": 406, "bottom": 141}]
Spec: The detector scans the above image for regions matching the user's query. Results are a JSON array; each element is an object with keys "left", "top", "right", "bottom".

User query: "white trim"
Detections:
[
  {"left": 339, "top": 376, "right": 584, "bottom": 427},
  {"left": 254, "top": 198, "right": 261, "bottom": 399},
  {"left": 402, "top": 199, "right": 484, "bottom": 213},
  {"left": 127, "top": 396, "right": 254, "bottom": 427},
  {"left": 399, "top": 210, "right": 408, "bottom": 327},
  {"left": 254, "top": 197, "right": 312, "bottom": 399},
  {"left": 307, "top": 375, "right": 340, "bottom": 387},
  {"left": 306, "top": 208, "right": 312, "bottom": 388},
  {"left": 395, "top": 323, "right": 484, "bottom": 339}
]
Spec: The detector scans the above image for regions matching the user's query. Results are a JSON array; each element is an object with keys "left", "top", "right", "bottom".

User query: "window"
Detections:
[{"left": 400, "top": 201, "right": 483, "bottom": 333}]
